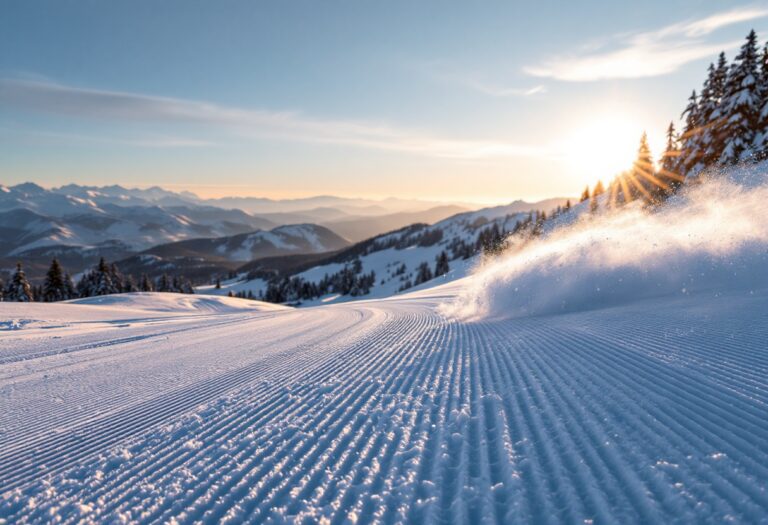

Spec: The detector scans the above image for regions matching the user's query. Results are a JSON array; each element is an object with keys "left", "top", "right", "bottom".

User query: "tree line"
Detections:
[{"left": 0, "top": 258, "right": 195, "bottom": 302}]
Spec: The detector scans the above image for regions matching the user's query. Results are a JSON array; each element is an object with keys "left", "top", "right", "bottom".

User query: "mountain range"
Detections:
[{"left": 0, "top": 182, "right": 570, "bottom": 281}]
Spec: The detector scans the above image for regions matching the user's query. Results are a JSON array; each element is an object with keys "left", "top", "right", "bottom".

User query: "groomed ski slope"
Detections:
[
  {"left": 1, "top": 284, "right": 767, "bottom": 524},
  {"left": 3, "top": 170, "right": 768, "bottom": 524}
]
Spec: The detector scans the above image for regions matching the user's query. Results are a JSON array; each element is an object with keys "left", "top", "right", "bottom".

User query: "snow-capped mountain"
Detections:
[
  {"left": 0, "top": 183, "right": 276, "bottom": 254},
  {"left": 0, "top": 183, "right": 278, "bottom": 277},
  {"left": 0, "top": 181, "right": 568, "bottom": 282},
  {"left": 115, "top": 224, "right": 350, "bottom": 281}
]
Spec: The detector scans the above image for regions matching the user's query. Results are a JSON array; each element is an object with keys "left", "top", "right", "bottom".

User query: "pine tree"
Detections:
[
  {"left": 719, "top": 30, "right": 761, "bottom": 164},
  {"left": 157, "top": 273, "right": 170, "bottom": 292},
  {"left": 678, "top": 90, "right": 701, "bottom": 175},
  {"left": 110, "top": 263, "right": 124, "bottom": 293},
  {"left": 63, "top": 273, "right": 76, "bottom": 300},
  {"left": 659, "top": 122, "right": 682, "bottom": 196},
  {"left": 695, "top": 62, "right": 717, "bottom": 165},
  {"left": 140, "top": 274, "right": 154, "bottom": 292},
  {"left": 434, "top": 251, "right": 450, "bottom": 277},
  {"left": 414, "top": 262, "right": 433, "bottom": 285},
  {"left": 700, "top": 53, "right": 730, "bottom": 165},
  {"left": 590, "top": 181, "right": 605, "bottom": 213},
  {"left": 753, "top": 42, "right": 768, "bottom": 158},
  {"left": 42, "top": 258, "right": 66, "bottom": 302},
  {"left": 93, "top": 258, "right": 116, "bottom": 296},
  {"left": 180, "top": 277, "right": 195, "bottom": 294},
  {"left": 76, "top": 271, "right": 93, "bottom": 298},
  {"left": 627, "top": 132, "right": 661, "bottom": 203},
  {"left": 123, "top": 274, "right": 138, "bottom": 293},
  {"left": 6, "top": 262, "right": 33, "bottom": 302},
  {"left": 579, "top": 185, "right": 590, "bottom": 202}
]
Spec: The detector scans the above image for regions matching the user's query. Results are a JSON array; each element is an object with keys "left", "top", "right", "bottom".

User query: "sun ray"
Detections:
[
  {"left": 625, "top": 172, "right": 654, "bottom": 201},
  {"left": 618, "top": 172, "right": 633, "bottom": 203},
  {"left": 635, "top": 169, "right": 670, "bottom": 190}
]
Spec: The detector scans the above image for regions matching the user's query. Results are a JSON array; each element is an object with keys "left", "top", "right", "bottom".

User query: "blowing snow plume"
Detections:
[{"left": 443, "top": 165, "right": 768, "bottom": 321}]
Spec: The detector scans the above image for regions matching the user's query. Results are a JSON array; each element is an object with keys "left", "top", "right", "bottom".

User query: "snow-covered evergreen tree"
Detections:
[
  {"left": 181, "top": 278, "right": 195, "bottom": 294},
  {"left": 140, "top": 274, "right": 154, "bottom": 292},
  {"left": 123, "top": 274, "right": 138, "bottom": 293},
  {"left": 678, "top": 90, "right": 701, "bottom": 175},
  {"left": 719, "top": 30, "right": 761, "bottom": 164},
  {"left": 6, "top": 262, "right": 33, "bottom": 302},
  {"left": 659, "top": 122, "right": 682, "bottom": 196},
  {"left": 753, "top": 41, "right": 768, "bottom": 158},
  {"left": 157, "top": 273, "right": 171, "bottom": 292},
  {"left": 63, "top": 273, "right": 76, "bottom": 300},
  {"left": 76, "top": 271, "right": 93, "bottom": 298},
  {"left": 42, "top": 258, "right": 66, "bottom": 302},
  {"left": 700, "top": 53, "right": 730, "bottom": 165},
  {"left": 93, "top": 258, "right": 117, "bottom": 296},
  {"left": 434, "top": 251, "right": 450, "bottom": 277},
  {"left": 414, "top": 262, "right": 433, "bottom": 285},
  {"left": 695, "top": 62, "right": 718, "bottom": 166},
  {"left": 110, "top": 263, "right": 124, "bottom": 293}
]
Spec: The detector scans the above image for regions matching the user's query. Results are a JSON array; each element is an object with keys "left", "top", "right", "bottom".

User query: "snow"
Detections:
[
  {"left": 2, "top": 172, "right": 768, "bottom": 523},
  {"left": 196, "top": 276, "right": 270, "bottom": 298},
  {"left": 249, "top": 209, "right": 530, "bottom": 307},
  {"left": 273, "top": 224, "right": 325, "bottom": 250},
  {"left": 68, "top": 292, "right": 289, "bottom": 313},
  {"left": 443, "top": 169, "right": 768, "bottom": 320},
  {"left": 295, "top": 246, "right": 475, "bottom": 307}
]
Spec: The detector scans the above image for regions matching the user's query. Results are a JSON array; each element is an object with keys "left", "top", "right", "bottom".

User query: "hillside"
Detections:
[
  {"left": 115, "top": 224, "right": 350, "bottom": 281},
  {"left": 201, "top": 199, "right": 567, "bottom": 303}
]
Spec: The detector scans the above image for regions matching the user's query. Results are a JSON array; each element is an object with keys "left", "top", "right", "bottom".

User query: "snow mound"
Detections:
[
  {"left": 68, "top": 292, "right": 290, "bottom": 313},
  {"left": 443, "top": 166, "right": 768, "bottom": 320}
]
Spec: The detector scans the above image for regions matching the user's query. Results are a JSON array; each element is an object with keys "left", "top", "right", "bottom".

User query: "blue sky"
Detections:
[{"left": 2, "top": 1, "right": 767, "bottom": 202}]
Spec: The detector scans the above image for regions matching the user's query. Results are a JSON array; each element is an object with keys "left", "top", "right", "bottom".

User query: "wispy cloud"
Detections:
[
  {"left": 0, "top": 78, "right": 546, "bottom": 159},
  {"left": 420, "top": 61, "right": 546, "bottom": 97},
  {"left": 525, "top": 6, "right": 768, "bottom": 81},
  {"left": 460, "top": 79, "right": 547, "bottom": 98}
]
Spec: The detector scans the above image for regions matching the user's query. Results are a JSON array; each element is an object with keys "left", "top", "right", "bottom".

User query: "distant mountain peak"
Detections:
[{"left": 11, "top": 182, "right": 47, "bottom": 194}]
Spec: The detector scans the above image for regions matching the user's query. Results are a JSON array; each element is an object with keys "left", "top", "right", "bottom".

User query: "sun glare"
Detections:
[{"left": 562, "top": 117, "right": 650, "bottom": 188}]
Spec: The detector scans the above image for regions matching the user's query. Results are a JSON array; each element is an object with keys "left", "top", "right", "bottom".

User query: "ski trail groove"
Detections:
[{"left": 1, "top": 291, "right": 767, "bottom": 524}]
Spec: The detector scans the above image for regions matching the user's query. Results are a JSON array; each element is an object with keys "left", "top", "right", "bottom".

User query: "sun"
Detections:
[{"left": 561, "top": 116, "right": 648, "bottom": 188}]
